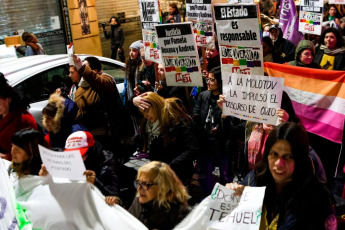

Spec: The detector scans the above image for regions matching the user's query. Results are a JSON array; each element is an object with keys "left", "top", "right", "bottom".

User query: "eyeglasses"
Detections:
[
  {"left": 134, "top": 180, "right": 157, "bottom": 191},
  {"left": 140, "top": 56, "right": 146, "bottom": 60},
  {"left": 206, "top": 78, "right": 216, "bottom": 83}
]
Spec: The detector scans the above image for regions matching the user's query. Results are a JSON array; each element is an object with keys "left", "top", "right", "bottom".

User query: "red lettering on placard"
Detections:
[
  {"left": 304, "top": 24, "right": 314, "bottom": 31},
  {"left": 232, "top": 67, "right": 251, "bottom": 75},
  {"left": 175, "top": 73, "right": 192, "bottom": 83}
]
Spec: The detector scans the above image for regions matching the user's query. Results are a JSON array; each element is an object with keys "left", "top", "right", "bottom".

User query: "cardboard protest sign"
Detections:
[
  {"left": 156, "top": 23, "right": 203, "bottom": 86},
  {"left": 39, "top": 145, "right": 86, "bottom": 181},
  {"left": 214, "top": 4, "right": 261, "bottom": 47},
  {"left": 220, "top": 45, "right": 264, "bottom": 75},
  {"left": 222, "top": 74, "right": 284, "bottom": 125},
  {"left": 186, "top": 0, "right": 213, "bottom": 22},
  {"left": 299, "top": 0, "right": 323, "bottom": 35},
  {"left": 205, "top": 183, "right": 266, "bottom": 230},
  {"left": 228, "top": 0, "right": 254, "bottom": 3}
]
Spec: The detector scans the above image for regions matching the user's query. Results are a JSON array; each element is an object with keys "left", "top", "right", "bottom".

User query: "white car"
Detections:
[{"left": 1, "top": 54, "right": 125, "bottom": 126}]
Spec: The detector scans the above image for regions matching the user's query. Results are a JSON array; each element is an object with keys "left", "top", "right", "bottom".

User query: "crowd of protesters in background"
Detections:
[{"left": 3, "top": 2, "right": 345, "bottom": 229}]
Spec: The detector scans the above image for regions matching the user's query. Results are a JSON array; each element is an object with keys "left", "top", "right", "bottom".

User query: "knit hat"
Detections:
[
  {"left": 64, "top": 131, "right": 95, "bottom": 156},
  {"left": 130, "top": 40, "right": 144, "bottom": 50}
]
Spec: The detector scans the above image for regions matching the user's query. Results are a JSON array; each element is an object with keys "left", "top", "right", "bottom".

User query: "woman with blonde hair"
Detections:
[
  {"left": 128, "top": 161, "right": 190, "bottom": 229},
  {"left": 136, "top": 92, "right": 198, "bottom": 183}
]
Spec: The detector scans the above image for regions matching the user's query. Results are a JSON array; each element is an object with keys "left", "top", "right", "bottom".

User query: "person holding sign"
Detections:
[
  {"left": 194, "top": 68, "right": 235, "bottom": 198},
  {"left": 165, "top": 3, "right": 181, "bottom": 23},
  {"left": 9, "top": 128, "right": 46, "bottom": 178},
  {"left": 314, "top": 27, "right": 345, "bottom": 70},
  {"left": 128, "top": 161, "right": 190, "bottom": 229},
  {"left": 323, "top": 5, "right": 343, "bottom": 29},
  {"left": 226, "top": 123, "right": 336, "bottom": 229}
]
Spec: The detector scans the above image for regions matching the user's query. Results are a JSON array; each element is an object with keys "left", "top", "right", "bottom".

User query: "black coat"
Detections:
[
  {"left": 149, "top": 120, "right": 198, "bottom": 181},
  {"left": 104, "top": 25, "right": 124, "bottom": 48},
  {"left": 128, "top": 197, "right": 190, "bottom": 230},
  {"left": 314, "top": 46, "right": 345, "bottom": 70},
  {"left": 241, "top": 171, "right": 335, "bottom": 230},
  {"left": 273, "top": 37, "right": 296, "bottom": 64}
]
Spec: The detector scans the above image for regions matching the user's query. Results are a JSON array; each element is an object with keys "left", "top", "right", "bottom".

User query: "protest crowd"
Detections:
[{"left": 2, "top": 0, "right": 345, "bottom": 229}]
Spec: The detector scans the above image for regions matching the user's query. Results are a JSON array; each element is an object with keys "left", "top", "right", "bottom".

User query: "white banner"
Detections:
[
  {"left": 329, "top": 0, "right": 345, "bottom": 4},
  {"left": 222, "top": 74, "right": 284, "bottom": 126},
  {"left": 220, "top": 45, "right": 264, "bottom": 75},
  {"left": 39, "top": 145, "right": 86, "bottom": 181},
  {"left": 214, "top": 4, "right": 261, "bottom": 47},
  {"left": 0, "top": 159, "right": 23, "bottom": 230},
  {"left": 11, "top": 175, "right": 148, "bottom": 230},
  {"left": 174, "top": 183, "right": 266, "bottom": 230}
]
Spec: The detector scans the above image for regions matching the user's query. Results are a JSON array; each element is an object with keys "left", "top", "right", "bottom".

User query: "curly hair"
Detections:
[
  {"left": 319, "top": 27, "right": 344, "bottom": 48},
  {"left": 137, "top": 161, "right": 189, "bottom": 210}
]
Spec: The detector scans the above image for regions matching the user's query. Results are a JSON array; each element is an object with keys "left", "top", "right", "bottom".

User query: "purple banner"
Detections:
[{"left": 279, "top": 0, "right": 303, "bottom": 46}]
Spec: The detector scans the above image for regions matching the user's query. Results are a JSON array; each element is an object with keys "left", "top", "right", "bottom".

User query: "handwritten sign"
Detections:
[
  {"left": 156, "top": 23, "right": 203, "bottom": 86},
  {"left": 222, "top": 74, "right": 284, "bottom": 125},
  {"left": 220, "top": 45, "right": 264, "bottom": 75},
  {"left": 186, "top": 0, "right": 213, "bottom": 22},
  {"left": 214, "top": 4, "right": 261, "bottom": 47},
  {"left": 206, "top": 183, "right": 265, "bottom": 230},
  {"left": 39, "top": 145, "right": 86, "bottom": 181},
  {"left": 299, "top": 0, "right": 323, "bottom": 35}
]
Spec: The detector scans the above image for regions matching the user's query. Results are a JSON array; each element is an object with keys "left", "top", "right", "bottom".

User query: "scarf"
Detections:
[
  {"left": 146, "top": 120, "right": 160, "bottom": 149},
  {"left": 320, "top": 44, "right": 345, "bottom": 55}
]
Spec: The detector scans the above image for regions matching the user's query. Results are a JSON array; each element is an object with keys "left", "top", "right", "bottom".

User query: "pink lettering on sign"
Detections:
[
  {"left": 304, "top": 24, "right": 314, "bottom": 31},
  {"left": 232, "top": 67, "right": 250, "bottom": 75}
]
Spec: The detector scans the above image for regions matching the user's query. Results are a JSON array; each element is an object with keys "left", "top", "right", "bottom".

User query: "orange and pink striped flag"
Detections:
[{"left": 264, "top": 62, "right": 345, "bottom": 144}]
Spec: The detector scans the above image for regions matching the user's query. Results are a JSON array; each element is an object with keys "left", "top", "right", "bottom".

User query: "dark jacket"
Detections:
[
  {"left": 314, "top": 46, "right": 345, "bottom": 70},
  {"left": 193, "top": 91, "right": 225, "bottom": 156},
  {"left": 128, "top": 197, "right": 190, "bottom": 230},
  {"left": 288, "top": 40, "right": 321, "bottom": 68},
  {"left": 104, "top": 25, "right": 124, "bottom": 48},
  {"left": 149, "top": 119, "right": 198, "bottom": 181},
  {"left": 273, "top": 37, "right": 296, "bottom": 64},
  {"left": 241, "top": 170, "right": 335, "bottom": 230},
  {"left": 157, "top": 85, "right": 189, "bottom": 110},
  {"left": 84, "top": 142, "right": 120, "bottom": 196}
]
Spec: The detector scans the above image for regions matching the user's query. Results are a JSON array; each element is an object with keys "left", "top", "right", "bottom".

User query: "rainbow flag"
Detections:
[{"left": 264, "top": 62, "right": 345, "bottom": 144}]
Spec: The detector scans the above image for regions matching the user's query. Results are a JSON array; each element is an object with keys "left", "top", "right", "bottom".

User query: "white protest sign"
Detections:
[
  {"left": 186, "top": 0, "right": 213, "bottom": 22},
  {"left": 222, "top": 74, "right": 284, "bottom": 126},
  {"left": 205, "top": 183, "right": 265, "bottom": 230},
  {"left": 38, "top": 145, "right": 86, "bottom": 181},
  {"left": 192, "top": 21, "right": 215, "bottom": 47},
  {"left": 139, "top": 0, "right": 161, "bottom": 31},
  {"left": 214, "top": 4, "right": 261, "bottom": 47},
  {"left": 143, "top": 29, "right": 162, "bottom": 63},
  {"left": 299, "top": 0, "right": 323, "bottom": 35},
  {"left": 220, "top": 45, "right": 264, "bottom": 75},
  {"left": 156, "top": 22, "right": 203, "bottom": 86}
]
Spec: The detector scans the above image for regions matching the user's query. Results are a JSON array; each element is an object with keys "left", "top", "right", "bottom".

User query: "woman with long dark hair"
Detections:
[
  {"left": 103, "top": 16, "right": 125, "bottom": 62},
  {"left": 226, "top": 123, "right": 336, "bottom": 229}
]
